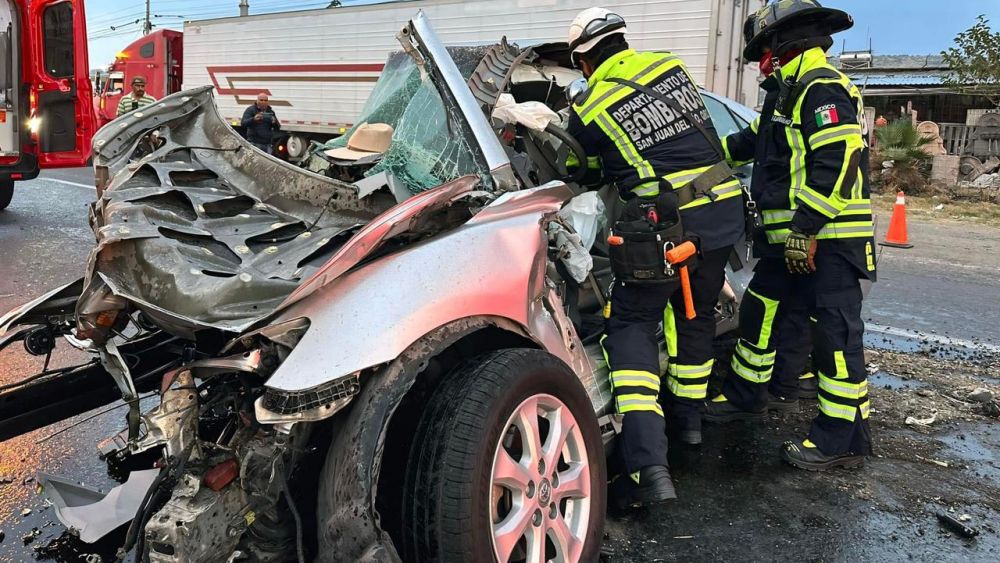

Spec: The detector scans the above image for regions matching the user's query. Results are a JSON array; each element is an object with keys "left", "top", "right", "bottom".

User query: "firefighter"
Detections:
[
  {"left": 704, "top": 0, "right": 876, "bottom": 471},
  {"left": 566, "top": 7, "right": 745, "bottom": 505}
]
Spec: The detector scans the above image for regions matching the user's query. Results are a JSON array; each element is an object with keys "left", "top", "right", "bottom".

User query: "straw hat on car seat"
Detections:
[{"left": 324, "top": 122, "right": 394, "bottom": 161}]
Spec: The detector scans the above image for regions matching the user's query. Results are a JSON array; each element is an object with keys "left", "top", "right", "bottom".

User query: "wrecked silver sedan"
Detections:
[{"left": 0, "top": 13, "right": 752, "bottom": 563}]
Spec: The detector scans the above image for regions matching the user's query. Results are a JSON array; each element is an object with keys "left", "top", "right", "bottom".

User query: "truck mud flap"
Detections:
[{"left": 0, "top": 331, "right": 178, "bottom": 442}]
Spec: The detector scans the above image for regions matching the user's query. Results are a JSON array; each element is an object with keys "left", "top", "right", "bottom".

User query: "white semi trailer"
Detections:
[{"left": 183, "top": 0, "right": 762, "bottom": 159}]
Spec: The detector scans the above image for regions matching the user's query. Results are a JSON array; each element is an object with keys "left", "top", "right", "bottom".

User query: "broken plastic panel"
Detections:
[{"left": 37, "top": 469, "right": 160, "bottom": 543}]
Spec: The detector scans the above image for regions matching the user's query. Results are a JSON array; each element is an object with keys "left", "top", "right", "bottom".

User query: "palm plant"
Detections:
[{"left": 874, "top": 120, "right": 935, "bottom": 192}]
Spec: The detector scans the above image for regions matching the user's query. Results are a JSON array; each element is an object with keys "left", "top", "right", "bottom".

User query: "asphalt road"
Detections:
[{"left": 1, "top": 169, "right": 998, "bottom": 561}]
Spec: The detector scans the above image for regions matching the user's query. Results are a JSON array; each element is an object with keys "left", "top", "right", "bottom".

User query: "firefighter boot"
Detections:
[
  {"left": 781, "top": 439, "right": 865, "bottom": 471},
  {"left": 612, "top": 465, "right": 677, "bottom": 509},
  {"left": 767, "top": 392, "right": 799, "bottom": 413},
  {"left": 798, "top": 372, "right": 818, "bottom": 399},
  {"left": 703, "top": 394, "right": 766, "bottom": 423}
]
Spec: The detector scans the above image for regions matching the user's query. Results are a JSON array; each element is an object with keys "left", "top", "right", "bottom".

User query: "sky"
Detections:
[{"left": 84, "top": 0, "right": 1000, "bottom": 69}]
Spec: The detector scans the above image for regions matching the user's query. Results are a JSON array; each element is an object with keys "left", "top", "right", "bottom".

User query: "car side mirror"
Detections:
[{"left": 565, "top": 78, "right": 589, "bottom": 106}]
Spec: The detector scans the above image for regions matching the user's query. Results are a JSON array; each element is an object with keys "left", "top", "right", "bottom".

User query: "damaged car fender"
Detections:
[{"left": 256, "top": 181, "right": 599, "bottom": 423}]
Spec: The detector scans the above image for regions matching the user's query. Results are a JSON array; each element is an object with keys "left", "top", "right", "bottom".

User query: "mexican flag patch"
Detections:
[{"left": 815, "top": 104, "right": 839, "bottom": 127}]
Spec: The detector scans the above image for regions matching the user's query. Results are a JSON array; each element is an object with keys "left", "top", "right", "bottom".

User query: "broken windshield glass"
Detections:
[{"left": 307, "top": 48, "right": 493, "bottom": 194}]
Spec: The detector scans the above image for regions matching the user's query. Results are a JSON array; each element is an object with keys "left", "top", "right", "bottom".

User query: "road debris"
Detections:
[
  {"left": 966, "top": 387, "right": 993, "bottom": 403},
  {"left": 915, "top": 455, "right": 950, "bottom": 468},
  {"left": 937, "top": 512, "right": 979, "bottom": 538},
  {"left": 959, "top": 514, "right": 972, "bottom": 522},
  {"left": 905, "top": 410, "right": 938, "bottom": 426},
  {"left": 21, "top": 508, "right": 32, "bottom": 516}
]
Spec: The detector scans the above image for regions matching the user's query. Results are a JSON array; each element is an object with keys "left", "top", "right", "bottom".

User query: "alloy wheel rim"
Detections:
[{"left": 489, "top": 393, "right": 591, "bottom": 563}]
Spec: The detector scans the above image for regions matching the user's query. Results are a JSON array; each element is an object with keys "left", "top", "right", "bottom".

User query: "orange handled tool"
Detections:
[{"left": 665, "top": 241, "right": 697, "bottom": 320}]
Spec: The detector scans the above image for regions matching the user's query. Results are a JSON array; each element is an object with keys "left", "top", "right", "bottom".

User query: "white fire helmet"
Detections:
[{"left": 568, "top": 7, "right": 628, "bottom": 56}]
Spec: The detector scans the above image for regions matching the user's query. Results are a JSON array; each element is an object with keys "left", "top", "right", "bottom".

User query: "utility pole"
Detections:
[
  {"left": 143, "top": 0, "right": 152, "bottom": 34},
  {"left": 239, "top": 0, "right": 249, "bottom": 17}
]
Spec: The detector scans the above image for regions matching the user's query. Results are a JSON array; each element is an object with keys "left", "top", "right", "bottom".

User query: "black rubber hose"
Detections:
[
  {"left": 282, "top": 474, "right": 307, "bottom": 563},
  {"left": 544, "top": 122, "right": 589, "bottom": 185}
]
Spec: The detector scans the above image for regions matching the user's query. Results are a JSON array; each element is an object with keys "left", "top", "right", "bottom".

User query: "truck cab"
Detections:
[
  {"left": 94, "top": 29, "right": 183, "bottom": 128},
  {"left": 0, "top": 0, "right": 95, "bottom": 210}
]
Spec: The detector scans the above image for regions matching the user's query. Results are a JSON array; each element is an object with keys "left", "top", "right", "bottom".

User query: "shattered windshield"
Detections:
[{"left": 309, "top": 48, "right": 492, "bottom": 193}]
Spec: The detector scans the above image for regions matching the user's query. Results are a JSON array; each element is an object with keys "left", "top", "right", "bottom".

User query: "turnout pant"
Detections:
[
  {"left": 722, "top": 256, "right": 872, "bottom": 456},
  {"left": 602, "top": 246, "right": 731, "bottom": 473},
  {"left": 602, "top": 280, "right": 673, "bottom": 474},
  {"left": 662, "top": 247, "right": 731, "bottom": 430}
]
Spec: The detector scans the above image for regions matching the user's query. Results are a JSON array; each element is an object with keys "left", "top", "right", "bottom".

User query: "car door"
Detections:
[{"left": 24, "top": 0, "right": 94, "bottom": 167}]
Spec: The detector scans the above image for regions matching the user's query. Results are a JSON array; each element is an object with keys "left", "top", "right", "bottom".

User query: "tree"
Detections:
[{"left": 941, "top": 15, "right": 1000, "bottom": 108}]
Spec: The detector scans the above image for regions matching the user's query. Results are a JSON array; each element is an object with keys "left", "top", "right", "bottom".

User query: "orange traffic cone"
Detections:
[{"left": 880, "top": 191, "right": 913, "bottom": 248}]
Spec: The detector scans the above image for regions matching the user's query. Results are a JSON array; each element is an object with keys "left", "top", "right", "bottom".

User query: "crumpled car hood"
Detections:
[{"left": 86, "top": 86, "right": 395, "bottom": 333}]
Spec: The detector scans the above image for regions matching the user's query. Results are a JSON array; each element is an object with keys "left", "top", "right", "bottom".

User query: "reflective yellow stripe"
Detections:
[
  {"left": 750, "top": 116, "right": 760, "bottom": 134},
  {"left": 731, "top": 356, "right": 772, "bottom": 383},
  {"left": 763, "top": 202, "right": 870, "bottom": 226},
  {"left": 860, "top": 400, "right": 871, "bottom": 419},
  {"left": 808, "top": 124, "right": 862, "bottom": 149},
  {"left": 834, "top": 351, "right": 848, "bottom": 379},
  {"left": 577, "top": 55, "right": 680, "bottom": 120},
  {"left": 735, "top": 341, "right": 775, "bottom": 367},
  {"left": 797, "top": 185, "right": 842, "bottom": 218},
  {"left": 763, "top": 209, "right": 794, "bottom": 225},
  {"left": 669, "top": 359, "right": 714, "bottom": 378},
  {"left": 616, "top": 393, "right": 664, "bottom": 415},
  {"left": 587, "top": 156, "right": 601, "bottom": 169},
  {"left": 818, "top": 395, "right": 857, "bottom": 422},
  {"left": 786, "top": 127, "right": 807, "bottom": 209},
  {"left": 595, "top": 113, "right": 656, "bottom": 180},
  {"left": 666, "top": 377, "right": 708, "bottom": 399},
  {"left": 631, "top": 183, "right": 659, "bottom": 197},
  {"left": 680, "top": 179, "right": 743, "bottom": 209},
  {"left": 723, "top": 136, "right": 733, "bottom": 162},
  {"left": 746, "top": 288, "right": 779, "bottom": 349},
  {"left": 610, "top": 370, "right": 661, "bottom": 391},
  {"left": 765, "top": 221, "right": 873, "bottom": 243},
  {"left": 819, "top": 376, "right": 868, "bottom": 400},
  {"left": 665, "top": 165, "right": 711, "bottom": 186},
  {"left": 664, "top": 301, "right": 678, "bottom": 358}
]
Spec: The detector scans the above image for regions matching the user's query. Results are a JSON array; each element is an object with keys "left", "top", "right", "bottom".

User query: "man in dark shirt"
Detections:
[{"left": 241, "top": 93, "right": 280, "bottom": 154}]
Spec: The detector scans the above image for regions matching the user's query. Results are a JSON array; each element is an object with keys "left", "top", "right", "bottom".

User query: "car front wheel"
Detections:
[{"left": 403, "top": 348, "right": 606, "bottom": 563}]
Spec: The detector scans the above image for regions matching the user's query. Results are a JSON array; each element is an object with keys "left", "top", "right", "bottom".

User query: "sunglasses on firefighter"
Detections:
[{"left": 570, "top": 13, "right": 626, "bottom": 68}]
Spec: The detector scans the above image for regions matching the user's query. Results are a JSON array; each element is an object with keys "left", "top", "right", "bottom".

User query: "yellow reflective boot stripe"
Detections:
[
  {"left": 807, "top": 124, "right": 862, "bottom": 149},
  {"left": 819, "top": 375, "right": 868, "bottom": 399},
  {"left": 610, "top": 370, "right": 661, "bottom": 391},
  {"left": 818, "top": 395, "right": 857, "bottom": 422},
  {"left": 666, "top": 377, "right": 708, "bottom": 399},
  {"left": 616, "top": 393, "right": 664, "bottom": 415},
  {"left": 735, "top": 341, "right": 776, "bottom": 367},
  {"left": 746, "top": 288, "right": 780, "bottom": 348}
]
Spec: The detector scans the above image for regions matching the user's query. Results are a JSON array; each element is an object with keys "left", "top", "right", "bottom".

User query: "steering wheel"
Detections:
[
  {"left": 543, "top": 123, "right": 589, "bottom": 185},
  {"left": 522, "top": 122, "right": 589, "bottom": 185}
]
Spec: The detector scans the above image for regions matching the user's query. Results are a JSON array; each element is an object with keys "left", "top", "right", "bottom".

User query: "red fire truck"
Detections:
[
  {"left": 93, "top": 29, "right": 183, "bottom": 128},
  {"left": 0, "top": 0, "right": 95, "bottom": 210}
]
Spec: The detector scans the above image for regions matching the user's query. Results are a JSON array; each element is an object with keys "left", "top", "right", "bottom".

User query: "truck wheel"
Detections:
[
  {"left": 0, "top": 179, "right": 13, "bottom": 210},
  {"left": 402, "top": 349, "right": 606, "bottom": 563}
]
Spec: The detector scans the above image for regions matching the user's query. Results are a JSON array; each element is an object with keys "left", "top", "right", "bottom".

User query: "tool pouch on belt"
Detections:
[{"left": 608, "top": 189, "right": 688, "bottom": 285}]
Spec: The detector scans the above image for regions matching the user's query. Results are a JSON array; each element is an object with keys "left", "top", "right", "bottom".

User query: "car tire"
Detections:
[
  {"left": 0, "top": 179, "right": 13, "bottom": 211},
  {"left": 402, "top": 348, "right": 606, "bottom": 563}
]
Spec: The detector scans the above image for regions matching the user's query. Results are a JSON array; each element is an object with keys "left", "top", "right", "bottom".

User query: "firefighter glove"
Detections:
[{"left": 784, "top": 228, "right": 817, "bottom": 275}]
